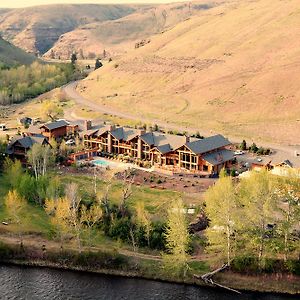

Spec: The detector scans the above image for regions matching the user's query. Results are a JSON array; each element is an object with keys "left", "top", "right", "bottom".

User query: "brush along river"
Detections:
[{"left": 0, "top": 264, "right": 298, "bottom": 300}]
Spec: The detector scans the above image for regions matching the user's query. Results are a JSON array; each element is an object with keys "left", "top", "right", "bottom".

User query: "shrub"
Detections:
[
  {"left": 285, "top": 260, "right": 300, "bottom": 275},
  {"left": 240, "top": 140, "right": 247, "bottom": 150},
  {"left": 232, "top": 256, "right": 259, "bottom": 273},
  {"left": 149, "top": 221, "right": 166, "bottom": 250},
  {"left": 249, "top": 143, "right": 258, "bottom": 153},
  {"left": 109, "top": 218, "right": 133, "bottom": 242}
]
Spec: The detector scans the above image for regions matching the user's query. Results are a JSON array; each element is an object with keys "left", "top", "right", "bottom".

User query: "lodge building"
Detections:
[
  {"left": 6, "top": 135, "right": 50, "bottom": 164},
  {"left": 82, "top": 121, "right": 235, "bottom": 175},
  {"left": 26, "top": 120, "right": 79, "bottom": 140}
]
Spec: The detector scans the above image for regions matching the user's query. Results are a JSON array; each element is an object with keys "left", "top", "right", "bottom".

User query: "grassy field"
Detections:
[{"left": 59, "top": 173, "right": 180, "bottom": 217}]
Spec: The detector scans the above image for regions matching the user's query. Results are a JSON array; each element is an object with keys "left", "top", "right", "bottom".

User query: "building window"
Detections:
[{"left": 179, "top": 151, "right": 198, "bottom": 170}]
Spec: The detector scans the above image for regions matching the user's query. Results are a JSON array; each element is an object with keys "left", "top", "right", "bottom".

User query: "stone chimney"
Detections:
[
  {"left": 84, "top": 120, "right": 92, "bottom": 131},
  {"left": 138, "top": 129, "right": 146, "bottom": 136},
  {"left": 106, "top": 124, "right": 115, "bottom": 132},
  {"left": 137, "top": 129, "right": 146, "bottom": 160},
  {"left": 185, "top": 135, "right": 190, "bottom": 144}
]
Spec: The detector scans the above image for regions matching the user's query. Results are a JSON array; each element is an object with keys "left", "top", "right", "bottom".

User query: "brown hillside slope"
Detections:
[
  {"left": 0, "top": 36, "right": 36, "bottom": 66},
  {"left": 0, "top": 4, "right": 139, "bottom": 54},
  {"left": 78, "top": 0, "right": 300, "bottom": 145},
  {"left": 44, "top": 1, "right": 223, "bottom": 59}
]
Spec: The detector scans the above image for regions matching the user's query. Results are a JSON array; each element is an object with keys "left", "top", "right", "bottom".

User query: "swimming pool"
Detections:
[{"left": 93, "top": 159, "right": 112, "bottom": 167}]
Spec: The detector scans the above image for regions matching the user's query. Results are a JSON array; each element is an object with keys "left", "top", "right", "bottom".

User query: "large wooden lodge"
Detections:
[{"left": 81, "top": 121, "right": 235, "bottom": 175}]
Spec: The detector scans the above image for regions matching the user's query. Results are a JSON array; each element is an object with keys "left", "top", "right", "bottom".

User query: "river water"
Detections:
[{"left": 0, "top": 264, "right": 297, "bottom": 300}]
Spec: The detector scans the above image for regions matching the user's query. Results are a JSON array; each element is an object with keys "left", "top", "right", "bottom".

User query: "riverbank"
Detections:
[{"left": 0, "top": 240, "right": 299, "bottom": 296}]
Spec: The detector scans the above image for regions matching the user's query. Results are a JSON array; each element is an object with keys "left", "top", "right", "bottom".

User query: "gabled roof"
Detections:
[
  {"left": 110, "top": 127, "right": 140, "bottom": 142},
  {"left": 110, "top": 127, "right": 124, "bottom": 140},
  {"left": 151, "top": 144, "right": 172, "bottom": 154},
  {"left": 123, "top": 129, "right": 140, "bottom": 142},
  {"left": 140, "top": 132, "right": 155, "bottom": 145},
  {"left": 202, "top": 149, "right": 234, "bottom": 166},
  {"left": 7, "top": 135, "right": 48, "bottom": 152},
  {"left": 186, "top": 134, "right": 231, "bottom": 155},
  {"left": 82, "top": 124, "right": 112, "bottom": 137},
  {"left": 41, "top": 120, "right": 69, "bottom": 131},
  {"left": 141, "top": 132, "right": 189, "bottom": 150}
]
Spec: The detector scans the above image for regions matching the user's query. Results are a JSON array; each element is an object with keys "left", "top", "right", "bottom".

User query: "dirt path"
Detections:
[
  {"left": 0, "top": 233, "right": 205, "bottom": 262},
  {"left": 63, "top": 81, "right": 300, "bottom": 163},
  {"left": 0, "top": 234, "right": 162, "bottom": 262}
]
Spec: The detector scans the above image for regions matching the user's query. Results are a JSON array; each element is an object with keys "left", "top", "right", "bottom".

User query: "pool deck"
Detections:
[{"left": 78, "top": 157, "right": 155, "bottom": 173}]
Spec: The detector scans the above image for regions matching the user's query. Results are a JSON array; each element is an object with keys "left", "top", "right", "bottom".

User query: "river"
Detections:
[{"left": 0, "top": 264, "right": 297, "bottom": 300}]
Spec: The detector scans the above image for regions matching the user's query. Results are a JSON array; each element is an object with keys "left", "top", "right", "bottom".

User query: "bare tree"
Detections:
[
  {"left": 81, "top": 204, "right": 103, "bottom": 249},
  {"left": 120, "top": 168, "right": 135, "bottom": 217},
  {"left": 65, "top": 183, "right": 83, "bottom": 252},
  {"left": 28, "top": 144, "right": 53, "bottom": 179}
]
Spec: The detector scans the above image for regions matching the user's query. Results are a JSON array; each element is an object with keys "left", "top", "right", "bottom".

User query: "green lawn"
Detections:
[
  {"left": 0, "top": 175, "right": 52, "bottom": 235},
  {"left": 60, "top": 173, "right": 179, "bottom": 216}
]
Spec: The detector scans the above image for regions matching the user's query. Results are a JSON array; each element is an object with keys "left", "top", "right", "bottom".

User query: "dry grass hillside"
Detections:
[
  {"left": 0, "top": 4, "right": 139, "bottom": 54},
  {"left": 45, "top": 1, "right": 222, "bottom": 59},
  {"left": 78, "top": 0, "right": 300, "bottom": 145},
  {"left": 0, "top": 37, "right": 36, "bottom": 66}
]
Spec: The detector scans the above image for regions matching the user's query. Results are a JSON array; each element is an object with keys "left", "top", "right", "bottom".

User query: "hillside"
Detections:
[
  {"left": 0, "top": 36, "right": 36, "bottom": 66},
  {"left": 77, "top": 0, "right": 300, "bottom": 145},
  {"left": 44, "top": 1, "right": 222, "bottom": 59},
  {"left": 0, "top": 4, "right": 139, "bottom": 55}
]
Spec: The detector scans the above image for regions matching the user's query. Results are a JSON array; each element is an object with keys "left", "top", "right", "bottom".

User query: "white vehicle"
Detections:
[
  {"left": 257, "top": 157, "right": 263, "bottom": 162},
  {"left": 234, "top": 150, "right": 245, "bottom": 155},
  {"left": 0, "top": 124, "right": 6, "bottom": 131},
  {"left": 65, "top": 139, "right": 75, "bottom": 146}
]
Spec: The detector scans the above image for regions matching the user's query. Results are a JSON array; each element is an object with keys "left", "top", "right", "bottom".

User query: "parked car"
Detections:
[
  {"left": 234, "top": 150, "right": 245, "bottom": 155},
  {"left": 65, "top": 139, "right": 75, "bottom": 146},
  {"left": 257, "top": 157, "right": 263, "bottom": 162}
]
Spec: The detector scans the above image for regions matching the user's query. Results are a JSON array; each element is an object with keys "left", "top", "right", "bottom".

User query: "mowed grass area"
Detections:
[{"left": 60, "top": 173, "right": 180, "bottom": 216}]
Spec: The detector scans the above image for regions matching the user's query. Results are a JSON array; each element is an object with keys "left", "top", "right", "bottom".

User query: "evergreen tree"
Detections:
[
  {"left": 240, "top": 140, "right": 247, "bottom": 150},
  {"left": 71, "top": 53, "right": 77, "bottom": 65},
  {"left": 250, "top": 143, "right": 258, "bottom": 153},
  {"left": 95, "top": 58, "right": 103, "bottom": 70}
]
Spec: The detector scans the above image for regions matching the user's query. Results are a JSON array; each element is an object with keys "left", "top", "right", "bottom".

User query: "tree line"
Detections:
[
  {"left": 205, "top": 170, "right": 300, "bottom": 273},
  {"left": 0, "top": 62, "right": 79, "bottom": 105}
]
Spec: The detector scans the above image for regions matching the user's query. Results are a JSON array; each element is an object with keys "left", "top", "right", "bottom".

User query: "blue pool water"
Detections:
[
  {"left": 93, "top": 159, "right": 111, "bottom": 167},
  {"left": 92, "top": 159, "right": 114, "bottom": 168}
]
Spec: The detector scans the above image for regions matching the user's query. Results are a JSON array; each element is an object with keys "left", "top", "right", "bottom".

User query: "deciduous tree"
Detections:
[
  {"left": 275, "top": 172, "right": 300, "bottom": 261},
  {"left": 239, "top": 170, "right": 276, "bottom": 268},
  {"left": 163, "top": 198, "right": 190, "bottom": 277},
  {"left": 27, "top": 144, "right": 53, "bottom": 179},
  {"left": 81, "top": 204, "right": 103, "bottom": 248},
  {"left": 136, "top": 201, "right": 151, "bottom": 247},
  {"left": 205, "top": 169, "right": 238, "bottom": 266},
  {"left": 41, "top": 100, "right": 63, "bottom": 121},
  {"left": 5, "top": 190, "right": 26, "bottom": 246}
]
